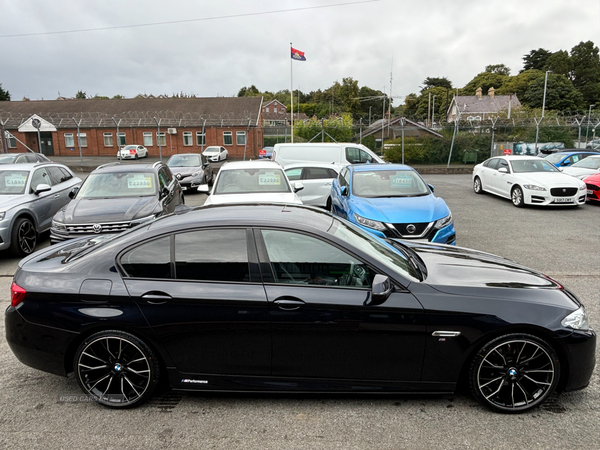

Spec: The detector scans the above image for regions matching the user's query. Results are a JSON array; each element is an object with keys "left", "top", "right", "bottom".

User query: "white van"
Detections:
[{"left": 272, "top": 143, "right": 384, "bottom": 169}]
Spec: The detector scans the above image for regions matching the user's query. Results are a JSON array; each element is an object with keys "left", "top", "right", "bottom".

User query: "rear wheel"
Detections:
[
  {"left": 325, "top": 197, "right": 332, "bottom": 211},
  {"left": 74, "top": 330, "right": 160, "bottom": 408},
  {"left": 469, "top": 334, "right": 559, "bottom": 413},
  {"left": 10, "top": 217, "right": 37, "bottom": 257},
  {"left": 511, "top": 186, "right": 524, "bottom": 207}
]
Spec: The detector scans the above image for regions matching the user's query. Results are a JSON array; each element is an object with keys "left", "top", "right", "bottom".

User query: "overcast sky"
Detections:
[{"left": 1, "top": 0, "right": 599, "bottom": 105}]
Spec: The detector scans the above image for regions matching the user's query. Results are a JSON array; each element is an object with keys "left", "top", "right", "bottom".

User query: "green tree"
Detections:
[
  {"left": 498, "top": 69, "right": 544, "bottom": 98},
  {"left": 545, "top": 50, "right": 572, "bottom": 78},
  {"left": 521, "top": 48, "right": 552, "bottom": 72},
  {"left": 0, "top": 84, "right": 10, "bottom": 101},
  {"left": 485, "top": 64, "right": 511, "bottom": 76},
  {"left": 570, "top": 41, "right": 600, "bottom": 105},
  {"left": 420, "top": 77, "right": 453, "bottom": 91},
  {"left": 460, "top": 71, "right": 509, "bottom": 96},
  {"left": 75, "top": 90, "right": 87, "bottom": 99},
  {"left": 237, "top": 85, "right": 261, "bottom": 97},
  {"left": 521, "top": 74, "right": 584, "bottom": 111}
]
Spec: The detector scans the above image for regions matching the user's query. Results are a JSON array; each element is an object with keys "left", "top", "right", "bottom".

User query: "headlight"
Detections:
[
  {"left": 191, "top": 171, "right": 201, "bottom": 177},
  {"left": 0, "top": 212, "right": 5, "bottom": 221},
  {"left": 522, "top": 184, "right": 547, "bottom": 191},
  {"left": 51, "top": 220, "right": 66, "bottom": 231},
  {"left": 579, "top": 183, "right": 587, "bottom": 190},
  {"left": 561, "top": 306, "right": 591, "bottom": 331},
  {"left": 433, "top": 213, "right": 453, "bottom": 230},
  {"left": 354, "top": 214, "right": 386, "bottom": 231}
]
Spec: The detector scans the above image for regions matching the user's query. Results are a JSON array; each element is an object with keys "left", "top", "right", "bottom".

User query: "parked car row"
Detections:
[{"left": 3, "top": 144, "right": 596, "bottom": 415}]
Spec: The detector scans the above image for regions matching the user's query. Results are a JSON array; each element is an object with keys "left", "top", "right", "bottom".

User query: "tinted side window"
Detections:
[
  {"left": 25, "top": 154, "right": 39, "bottom": 163},
  {"left": 345, "top": 147, "right": 361, "bottom": 164},
  {"left": 285, "top": 168, "right": 303, "bottom": 181},
  {"left": 47, "top": 167, "right": 66, "bottom": 185},
  {"left": 499, "top": 159, "right": 510, "bottom": 172},
  {"left": 305, "top": 167, "right": 335, "bottom": 180},
  {"left": 158, "top": 169, "right": 168, "bottom": 190},
  {"left": 487, "top": 158, "right": 500, "bottom": 170},
  {"left": 261, "top": 229, "right": 373, "bottom": 287},
  {"left": 338, "top": 168, "right": 349, "bottom": 188},
  {"left": 175, "top": 229, "right": 250, "bottom": 282},
  {"left": 121, "top": 236, "right": 172, "bottom": 279},
  {"left": 59, "top": 167, "right": 73, "bottom": 182},
  {"left": 326, "top": 168, "right": 338, "bottom": 178}
]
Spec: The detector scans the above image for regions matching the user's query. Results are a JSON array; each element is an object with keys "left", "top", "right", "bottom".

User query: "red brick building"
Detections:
[{"left": 0, "top": 96, "right": 264, "bottom": 159}]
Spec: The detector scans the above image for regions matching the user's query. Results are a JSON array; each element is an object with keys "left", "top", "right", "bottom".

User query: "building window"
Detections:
[
  {"left": 183, "top": 131, "right": 193, "bottom": 146},
  {"left": 266, "top": 107, "right": 269, "bottom": 113},
  {"left": 156, "top": 132, "right": 166, "bottom": 147},
  {"left": 143, "top": 132, "right": 153, "bottom": 146},
  {"left": 196, "top": 131, "right": 205, "bottom": 146},
  {"left": 223, "top": 131, "right": 232, "bottom": 146},
  {"left": 7, "top": 134, "right": 16, "bottom": 148},
  {"left": 64, "top": 133, "right": 74, "bottom": 147},
  {"left": 118, "top": 132, "right": 126, "bottom": 146},
  {"left": 236, "top": 131, "right": 246, "bottom": 145},
  {"left": 274, "top": 107, "right": 277, "bottom": 113},
  {"left": 77, "top": 133, "right": 88, "bottom": 147},
  {"left": 103, "top": 132, "right": 113, "bottom": 147}
]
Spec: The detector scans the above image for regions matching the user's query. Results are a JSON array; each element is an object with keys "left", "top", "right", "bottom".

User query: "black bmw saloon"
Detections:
[{"left": 5, "top": 204, "right": 596, "bottom": 413}]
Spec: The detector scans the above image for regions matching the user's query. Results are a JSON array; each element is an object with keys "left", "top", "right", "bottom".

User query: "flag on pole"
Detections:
[{"left": 291, "top": 47, "right": 306, "bottom": 61}]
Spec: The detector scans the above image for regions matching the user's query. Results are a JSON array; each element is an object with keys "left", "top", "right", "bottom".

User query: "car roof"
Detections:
[
  {"left": 219, "top": 160, "right": 283, "bottom": 170},
  {"left": 350, "top": 163, "right": 413, "bottom": 172},
  {"left": 548, "top": 151, "right": 599, "bottom": 156},
  {"left": 167, "top": 153, "right": 202, "bottom": 158},
  {"left": 149, "top": 203, "right": 333, "bottom": 233},
  {"left": 92, "top": 162, "right": 161, "bottom": 174},
  {"left": 0, "top": 162, "right": 64, "bottom": 171},
  {"left": 495, "top": 156, "right": 545, "bottom": 161},
  {"left": 284, "top": 162, "right": 339, "bottom": 170}
]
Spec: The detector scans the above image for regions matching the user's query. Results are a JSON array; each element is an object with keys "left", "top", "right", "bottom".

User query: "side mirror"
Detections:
[
  {"left": 341, "top": 186, "right": 349, "bottom": 197},
  {"left": 562, "top": 161, "right": 571, "bottom": 166},
  {"left": 160, "top": 187, "right": 170, "bottom": 198},
  {"left": 293, "top": 181, "right": 304, "bottom": 193},
  {"left": 34, "top": 183, "right": 52, "bottom": 195},
  {"left": 197, "top": 184, "right": 210, "bottom": 194},
  {"left": 366, "top": 274, "right": 394, "bottom": 306},
  {"left": 428, "top": 184, "right": 435, "bottom": 193},
  {"left": 69, "top": 187, "right": 80, "bottom": 199},
  {"left": 498, "top": 167, "right": 508, "bottom": 174}
]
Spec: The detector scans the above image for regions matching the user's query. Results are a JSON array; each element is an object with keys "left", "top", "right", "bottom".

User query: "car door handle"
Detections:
[
  {"left": 142, "top": 292, "right": 172, "bottom": 304},
  {"left": 54, "top": 194, "right": 60, "bottom": 198},
  {"left": 274, "top": 298, "right": 306, "bottom": 310}
]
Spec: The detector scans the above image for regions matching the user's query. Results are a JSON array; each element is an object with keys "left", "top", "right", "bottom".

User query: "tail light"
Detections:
[{"left": 11, "top": 282, "right": 26, "bottom": 307}]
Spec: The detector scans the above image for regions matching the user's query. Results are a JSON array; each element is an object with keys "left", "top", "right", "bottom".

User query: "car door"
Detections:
[
  {"left": 492, "top": 158, "right": 513, "bottom": 197},
  {"left": 121, "top": 228, "right": 271, "bottom": 375},
  {"left": 46, "top": 166, "right": 77, "bottom": 213},
  {"left": 157, "top": 167, "right": 179, "bottom": 213},
  {"left": 477, "top": 158, "right": 499, "bottom": 193},
  {"left": 27, "top": 167, "right": 59, "bottom": 231},
  {"left": 256, "top": 228, "right": 426, "bottom": 382},
  {"left": 330, "top": 167, "right": 351, "bottom": 217},
  {"left": 299, "top": 167, "right": 337, "bottom": 207}
]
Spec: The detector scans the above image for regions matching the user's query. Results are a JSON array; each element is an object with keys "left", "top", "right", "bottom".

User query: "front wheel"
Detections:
[
  {"left": 74, "top": 330, "right": 160, "bottom": 408},
  {"left": 10, "top": 217, "right": 37, "bottom": 257},
  {"left": 469, "top": 334, "right": 560, "bottom": 413},
  {"left": 473, "top": 176, "right": 484, "bottom": 194},
  {"left": 511, "top": 186, "right": 525, "bottom": 207}
]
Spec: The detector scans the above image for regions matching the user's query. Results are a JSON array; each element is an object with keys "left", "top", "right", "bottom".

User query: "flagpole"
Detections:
[{"left": 290, "top": 42, "right": 294, "bottom": 143}]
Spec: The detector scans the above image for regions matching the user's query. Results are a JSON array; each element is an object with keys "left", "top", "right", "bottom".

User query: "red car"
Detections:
[{"left": 583, "top": 172, "right": 600, "bottom": 203}]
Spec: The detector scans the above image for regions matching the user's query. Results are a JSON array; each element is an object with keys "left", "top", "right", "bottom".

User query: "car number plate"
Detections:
[
  {"left": 554, "top": 197, "right": 572, "bottom": 203},
  {"left": 588, "top": 189, "right": 593, "bottom": 195}
]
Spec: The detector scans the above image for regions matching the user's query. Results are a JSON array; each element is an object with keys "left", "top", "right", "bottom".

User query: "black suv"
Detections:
[{"left": 50, "top": 162, "right": 183, "bottom": 243}]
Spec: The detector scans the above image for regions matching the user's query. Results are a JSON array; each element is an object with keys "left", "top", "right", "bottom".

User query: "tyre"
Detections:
[
  {"left": 135, "top": 153, "right": 139, "bottom": 160},
  {"left": 10, "top": 217, "right": 37, "bottom": 257},
  {"left": 325, "top": 197, "right": 332, "bottom": 211},
  {"left": 74, "top": 330, "right": 160, "bottom": 408},
  {"left": 511, "top": 186, "right": 525, "bottom": 207},
  {"left": 469, "top": 333, "right": 560, "bottom": 413},
  {"left": 473, "top": 176, "right": 484, "bottom": 194}
]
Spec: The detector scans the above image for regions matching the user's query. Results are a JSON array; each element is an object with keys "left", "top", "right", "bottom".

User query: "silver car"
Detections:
[
  {"left": 284, "top": 163, "right": 339, "bottom": 209},
  {"left": 0, "top": 163, "right": 81, "bottom": 256}
]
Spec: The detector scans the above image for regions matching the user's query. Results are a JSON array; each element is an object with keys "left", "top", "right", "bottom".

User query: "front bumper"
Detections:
[
  {"left": 524, "top": 189, "right": 587, "bottom": 206},
  {"left": 557, "top": 328, "right": 596, "bottom": 392},
  {"left": 352, "top": 220, "right": 456, "bottom": 245}
]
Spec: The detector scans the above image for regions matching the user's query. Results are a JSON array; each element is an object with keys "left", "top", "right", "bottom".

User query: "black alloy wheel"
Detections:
[
  {"left": 469, "top": 334, "right": 560, "bottom": 413},
  {"left": 11, "top": 217, "right": 37, "bottom": 256},
  {"left": 473, "top": 176, "right": 484, "bottom": 194},
  {"left": 74, "top": 330, "right": 160, "bottom": 408},
  {"left": 511, "top": 186, "right": 525, "bottom": 207}
]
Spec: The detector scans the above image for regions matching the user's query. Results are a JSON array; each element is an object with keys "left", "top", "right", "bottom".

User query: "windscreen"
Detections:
[
  {"left": 213, "top": 168, "right": 291, "bottom": 194},
  {"left": 510, "top": 159, "right": 558, "bottom": 173},
  {"left": 167, "top": 155, "right": 201, "bottom": 167},
  {"left": 352, "top": 170, "right": 430, "bottom": 197},
  {"left": 572, "top": 157, "right": 600, "bottom": 169},
  {"left": 77, "top": 172, "right": 157, "bottom": 198},
  {"left": 0, "top": 170, "right": 29, "bottom": 195}
]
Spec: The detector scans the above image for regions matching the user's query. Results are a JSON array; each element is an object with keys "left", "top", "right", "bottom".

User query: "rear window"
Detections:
[{"left": 214, "top": 168, "right": 291, "bottom": 195}]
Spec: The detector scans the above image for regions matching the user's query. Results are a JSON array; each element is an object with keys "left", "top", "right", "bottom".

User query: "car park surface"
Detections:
[{"left": 0, "top": 172, "right": 598, "bottom": 449}]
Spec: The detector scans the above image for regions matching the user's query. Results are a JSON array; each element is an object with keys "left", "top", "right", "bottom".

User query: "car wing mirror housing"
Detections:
[
  {"left": 197, "top": 184, "right": 210, "bottom": 194},
  {"left": 68, "top": 187, "right": 80, "bottom": 199},
  {"left": 34, "top": 183, "right": 52, "bottom": 195},
  {"left": 498, "top": 167, "right": 508, "bottom": 174},
  {"left": 341, "top": 186, "right": 349, "bottom": 196},
  {"left": 366, "top": 274, "right": 394, "bottom": 306},
  {"left": 428, "top": 184, "right": 435, "bottom": 193},
  {"left": 293, "top": 182, "right": 304, "bottom": 193}
]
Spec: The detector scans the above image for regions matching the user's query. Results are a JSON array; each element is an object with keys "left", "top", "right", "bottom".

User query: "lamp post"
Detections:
[
  {"left": 534, "top": 70, "right": 551, "bottom": 154},
  {"left": 585, "top": 104, "right": 595, "bottom": 146}
]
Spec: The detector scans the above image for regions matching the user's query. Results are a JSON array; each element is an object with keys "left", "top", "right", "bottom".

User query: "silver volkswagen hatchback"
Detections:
[{"left": 0, "top": 163, "right": 81, "bottom": 256}]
